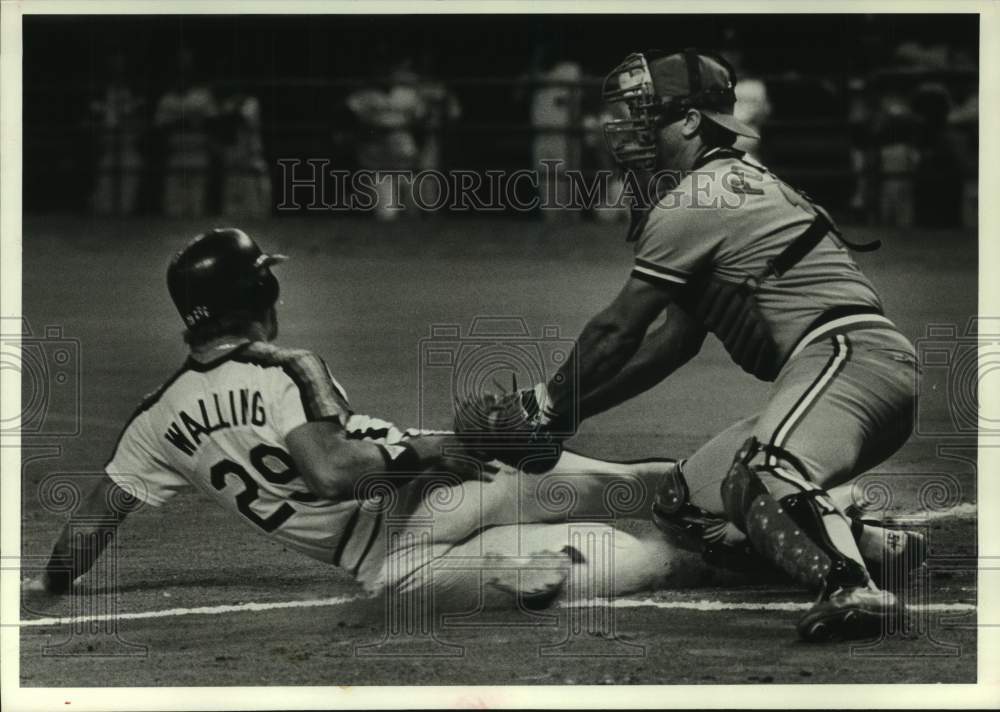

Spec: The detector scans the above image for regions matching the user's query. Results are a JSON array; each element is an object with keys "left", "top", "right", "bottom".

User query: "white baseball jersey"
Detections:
[{"left": 105, "top": 341, "right": 411, "bottom": 575}]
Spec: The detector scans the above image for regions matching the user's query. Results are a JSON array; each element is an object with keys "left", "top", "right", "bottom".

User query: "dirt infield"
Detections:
[{"left": 17, "top": 216, "right": 978, "bottom": 685}]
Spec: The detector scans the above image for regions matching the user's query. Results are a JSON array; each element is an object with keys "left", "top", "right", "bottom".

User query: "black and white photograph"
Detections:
[{"left": 2, "top": 2, "right": 996, "bottom": 708}]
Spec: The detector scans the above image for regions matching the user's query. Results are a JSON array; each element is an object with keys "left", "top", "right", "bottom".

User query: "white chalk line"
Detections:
[
  {"left": 564, "top": 599, "right": 977, "bottom": 613},
  {"left": 873, "top": 502, "right": 978, "bottom": 521},
  {"left": 16, "top": 596, "right": 976, "bottom": 628},
  {"left": 16, "top": 595, "right": 361, "bottom": 628}
]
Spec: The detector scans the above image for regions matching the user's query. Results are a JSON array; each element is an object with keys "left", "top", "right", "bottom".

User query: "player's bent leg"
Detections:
[
  {"left": 365, "top": 533, "right": 571, "bottom": 614},
  {"left": 361, "top": 525, "right": 573, "bottom": 614},
  {"left": 518, "top": 449, "right": 672, "bottom": 523},
  {"left": 450, "top": 450, "right": 675, "bottom": 531},
  {"left": 352, "top": 450, "right": 678, "bottom": 609},
  {"left": 383, "top": 418, "right": 675, "bottom": 527},
  {"left": 360, "top": 520, "right": 695, "bottom": 615}
]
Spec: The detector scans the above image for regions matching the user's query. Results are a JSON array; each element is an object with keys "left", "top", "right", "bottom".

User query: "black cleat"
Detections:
[{"left": 797, "top": 586, "right": 900, "bottom": 642}]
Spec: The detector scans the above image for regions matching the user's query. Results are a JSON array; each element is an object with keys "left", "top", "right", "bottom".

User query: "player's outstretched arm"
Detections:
[
  {"left": 287, "top": 420, "right": 391, "bottom": 500},
  {"left": 24, "top": 474, "right": 138, "bottom": 597},
  {"left": 545, "top": 275, "right": 677, "bottom": 430},
  {"left": 287, "top": 422, "right": 486, "bottom": 500},
  {"left": 579, "top": 303, "right": 706, "bottom": 421}
]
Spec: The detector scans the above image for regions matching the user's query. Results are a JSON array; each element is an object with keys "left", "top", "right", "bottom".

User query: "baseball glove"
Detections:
[{"left": 453, "top": 385, "right": 562, "bottom": 473}]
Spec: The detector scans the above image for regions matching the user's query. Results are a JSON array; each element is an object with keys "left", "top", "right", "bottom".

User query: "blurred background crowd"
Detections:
[{"left": 24, "top": 14, "right": 978, "bottom": 227}]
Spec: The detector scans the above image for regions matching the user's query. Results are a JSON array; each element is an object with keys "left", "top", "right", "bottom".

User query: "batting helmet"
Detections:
[{"left": 167, "top": 228, "right": 288, "bottom": 330}]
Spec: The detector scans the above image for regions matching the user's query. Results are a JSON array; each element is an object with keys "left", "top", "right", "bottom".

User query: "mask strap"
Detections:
[{"left": 683, "top": 48, "right": 703, "bottom": 96}]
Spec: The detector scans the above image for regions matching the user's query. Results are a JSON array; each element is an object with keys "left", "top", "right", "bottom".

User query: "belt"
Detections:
[{"left": 787, "top": 307, "right": 897, "bottom": 362}]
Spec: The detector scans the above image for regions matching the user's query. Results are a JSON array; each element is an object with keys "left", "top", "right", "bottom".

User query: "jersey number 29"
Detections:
[{"left": 210, "top": 445, "right": 300, "bottom": 533}]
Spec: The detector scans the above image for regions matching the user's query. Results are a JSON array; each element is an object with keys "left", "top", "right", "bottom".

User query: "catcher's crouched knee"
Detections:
[{"left": 720, "top": 439, "right": 769, "bottom": 530}]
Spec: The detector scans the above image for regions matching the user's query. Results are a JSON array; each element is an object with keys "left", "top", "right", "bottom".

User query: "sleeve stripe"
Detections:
[
  {"left": 632, "top": 264, "right": 688, "bottom": 285},
  {"left": 236, "top": 343, "right": 353, "bottom": 424},
  {"left": 634, "top": 258, "right": 691, "bottom": 280},
  {"left": 281, "top": 353, "right": 352, "bottom": 422}
]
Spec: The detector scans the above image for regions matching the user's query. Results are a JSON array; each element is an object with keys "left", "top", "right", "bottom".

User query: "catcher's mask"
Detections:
[{"left": 602, "top": 48, "right": 759, "bottom": 170}]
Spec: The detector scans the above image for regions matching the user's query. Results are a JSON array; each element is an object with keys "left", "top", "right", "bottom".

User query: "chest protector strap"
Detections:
[
  {"left": 676, "top": 212, "right": 842, "bottom": 381},
  {"left": 676, "top": 149, "right": 882, "bottom": 380}
]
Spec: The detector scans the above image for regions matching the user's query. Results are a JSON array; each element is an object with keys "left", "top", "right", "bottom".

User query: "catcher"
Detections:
[{"left": 455, "top": 49, "right": 921, "bottom": 641}]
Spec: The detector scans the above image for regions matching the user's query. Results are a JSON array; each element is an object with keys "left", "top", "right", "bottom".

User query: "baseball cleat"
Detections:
[
  {"left": 797, "top": 586, "right": 900, "bottom": 643},
  {"left": 849, "top": 513, "right": 929, "bottom": 591},
  {"left": 484, "top": 549, "right": 572, "bottom": 610}
]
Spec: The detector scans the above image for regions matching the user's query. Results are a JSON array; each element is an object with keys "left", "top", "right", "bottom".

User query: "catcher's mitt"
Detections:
[{"left": 453, "top": 386, "right": 562, "bottom": 473}]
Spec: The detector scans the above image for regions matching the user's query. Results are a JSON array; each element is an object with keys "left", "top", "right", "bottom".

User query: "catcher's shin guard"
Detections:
[
  {"left": 720, "top": 439, "right": 870, "bottom": 592},
  {"left": 653, "top": 462, "right": 759, "bottom": 572}
]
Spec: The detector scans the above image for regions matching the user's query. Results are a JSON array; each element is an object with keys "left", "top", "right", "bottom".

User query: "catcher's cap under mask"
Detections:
[
  {"left": 603, "top": 48, "right": 759, "bottom": 168},
  {"left": 167, "top": 228, "right": 288, "bottom": 330}
]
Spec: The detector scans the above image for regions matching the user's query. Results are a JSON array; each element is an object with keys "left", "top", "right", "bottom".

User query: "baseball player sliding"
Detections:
[
  {"left": 457, "top": 49, "right": 922, "bottom": 641},
  {"left": 23, "top": 228, "right": 715, "bottom": 613}
]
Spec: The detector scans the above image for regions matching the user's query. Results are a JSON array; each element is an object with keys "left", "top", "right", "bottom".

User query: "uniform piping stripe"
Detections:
[
  {"left": 631, "top": 270, "right": 675, "bottom": 289},
  {"left": 103, "top": 364, "right": 191, "bottom": 471},
  {"left": 767, "top": 335, "right": 850, "bottom": 468},
  {"left": 634, "top": 258, "right": 690, "bottom": 280},
  {"left": 282, "top": 354, "right": 349, "bottom": 421},
  {"left": 766, "top": 340, "right": 840, "bottom": 464},
  {"left": 631, "top": 265, "right": 687, "bottom": 285},
  {"left": 349, "top": 511, "right": 384, "bottom": 577},
  {"left": 331, "top": 505, "right": 362, "bottom": 568},
  {"left": 767, "top": 465, "right": 818, "bottom": 493}
]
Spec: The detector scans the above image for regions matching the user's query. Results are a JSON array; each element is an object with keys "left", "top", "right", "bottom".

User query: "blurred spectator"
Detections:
[
  {"left": 155, "top": 48, "right": 217, "bottom": 217},
  {"left": 872, "top": 92, "right": 920, "bottom": 228},
  {"left": 949, "top": 89, "right": 978, "bottom": 229},
  {"left": 582, "top": 108, "right": 627, "bottom": 223},
  {"left": 89, "top": 52, "right": 145, "bottom": 215},
  {"left": 530, "top": 58, "right": 582, "bottom": 219},
  {"left": 722, "top": 43, "right": 772, "bottom": 159},
  {"left": 893, "top": 40, "right": 951, "bottom": 70},
  {"left": 911, "top": 83, "right": 967, "bottom": 228},
  {"left": 346, "top": 57, "right": 424, "bottom": 220},
  {"left": 733, "top": 75, "right": 771, "bottom": 159},
  {"left": 847, "top": 78, "right": 875, "bottom": 221},
  {"left": 415, "top": 56, "right": 461, "bottom": 211},
  {"left": 215, "top": 82, "right": 271, "bottom": 218}
]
